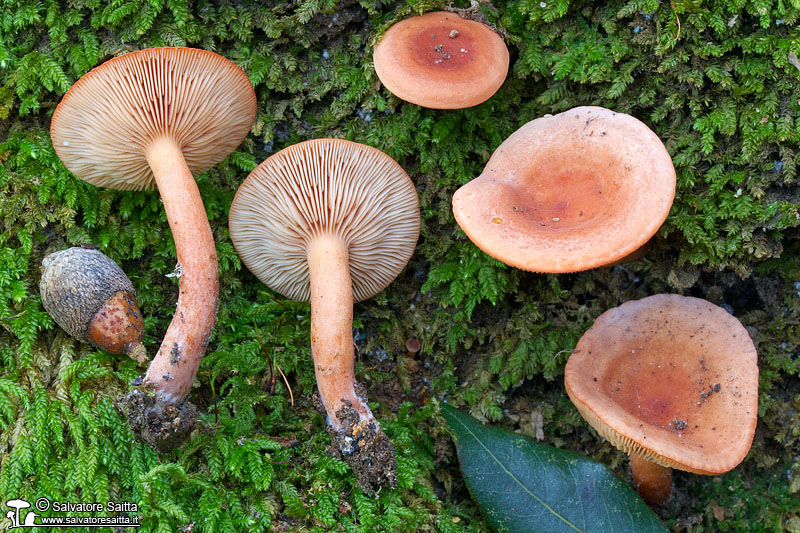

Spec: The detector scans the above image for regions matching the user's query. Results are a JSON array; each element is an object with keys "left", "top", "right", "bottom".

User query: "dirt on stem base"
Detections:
[
  {"left": 326, "top": 403, "right": 397, "bottom": 494},
  {"left": 117, "top": 384, "right": 198, "bottom": 454}
]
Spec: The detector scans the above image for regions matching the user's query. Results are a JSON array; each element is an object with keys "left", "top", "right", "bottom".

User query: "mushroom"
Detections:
[
  {"left": 373, "top": 11, "right": 509, "bottom": 109},
  {"left": 5, "top": 499, "right": 31, "bottom": 527},
  {"left": 564, "top": 294, "right": 759, "bottom": 506},
  {"left": 405, "top": 337, "right": 421, "bottom": 372},
  {"left": 40, "top": 246, "right": 148, "bottom": 364},
  {"left": 229, "top": 138, "right": 420, "bottom": 491},
  {"left": 452, "top": 106, "right": 676, "bottom": 272},
  {"left": 50, "top": 47, "right": 257, "bottom": 447}
]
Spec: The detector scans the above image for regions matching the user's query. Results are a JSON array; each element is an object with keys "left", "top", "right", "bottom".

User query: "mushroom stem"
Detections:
[
  {"left": 630, "top": 452, "right": 673, "bottom": 506},
  {"left": 603, "top": 236, "right": 655, "bottom": 267},
  {"left": 142, "top": 135, "right": 219, "bottom": 404},
  {"left": 307, "top": 233, "right": 374, "bottom": 430}
]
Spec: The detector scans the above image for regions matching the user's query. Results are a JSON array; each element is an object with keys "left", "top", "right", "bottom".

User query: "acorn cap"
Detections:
[
  {"left": 373, "top": 11, "right": 509, "bottom": 109},
  {"left": 50, "top": 47, "right": 256, "bottom": 191},
  {"left": 452, "top": 106, "right": 676, "bottom": 273},
  {"left": 228, "top": 138, "right": 420, "bottom": 302},
  {"left": 564, "top": 294, "right": 759, "bottom": 475},
  {"left": 40, "top": 247, "right": 136, "bottom": 342}
]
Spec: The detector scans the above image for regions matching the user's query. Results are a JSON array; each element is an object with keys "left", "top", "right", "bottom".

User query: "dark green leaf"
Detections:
[{"left": 442, "top": 404, "right": 667, "bottom": 533}]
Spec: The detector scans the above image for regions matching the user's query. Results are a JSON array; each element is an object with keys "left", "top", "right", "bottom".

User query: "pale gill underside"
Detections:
[
  {"left": 50, "top": 47, "right": 256, "bottom": 191},
  {"left": 229, "top": 139, "right": 420, "bottom": 302}
]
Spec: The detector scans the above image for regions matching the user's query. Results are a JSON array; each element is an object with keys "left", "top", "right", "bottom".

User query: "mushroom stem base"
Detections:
[
  {"left": 118, "top": 386, "right": 198, "bottom": 454},
  {"left": 326, "top": 402, "right": 397, "bottom": 494},
  {"left": 630, "top": 452, "right": 673, "bottom": 506}
]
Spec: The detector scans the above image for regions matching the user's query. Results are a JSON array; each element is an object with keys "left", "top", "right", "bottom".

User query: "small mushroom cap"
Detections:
[
  {"left": 564, "top": 294, "right": 759, "bottom": 475},
  {"left": 373, "top": 11, "right": 509, "bottom": 109},
  {"left": 452, "top": 106, "right": 676, "bottom": 273},
  {"left": 229, "top": 139, "right": 420, "bottom": 302},
  {"left": 51, "top": 47, "right": 256, "bottom": 191}
]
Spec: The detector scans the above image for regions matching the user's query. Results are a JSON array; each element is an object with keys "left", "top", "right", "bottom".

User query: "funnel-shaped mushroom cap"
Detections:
[
  {"left": 229, "top": 139, "right": 420, "bottom": 302},
  {"left": 452, "top": 106, "right": 676, "bottom": 272},
  {"left": 565, "top": 294, "right": 758, "bottom": 475},
  {"left": 51, "top": 47, "right": 256, "bottom": 191},
  {"left": 373, "top": 11, "right": 509, "bottom": 109}
]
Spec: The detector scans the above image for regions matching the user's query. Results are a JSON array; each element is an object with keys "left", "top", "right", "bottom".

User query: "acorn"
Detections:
[{"left": 39, "top": 247, "right": 148, "bottom": 365}]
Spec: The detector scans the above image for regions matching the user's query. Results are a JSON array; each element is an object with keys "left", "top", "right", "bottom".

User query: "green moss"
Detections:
[{"left": 1, "top": 0, "right": 800, "bottom": 530}]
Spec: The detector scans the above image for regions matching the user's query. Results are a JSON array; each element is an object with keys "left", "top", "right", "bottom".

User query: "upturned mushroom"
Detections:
[
  {"left": 373, "top": 11, "right": 509, "bottom": 109},
  {"left": 452, "top": 106, "right": 676, "bottom": 272},
  {"left": 50, "top": 47, "right": 257, "bottom": 448},
  {"left": 40, "top": 246, "right": 147, "bottom": 364},
  {"left": 229, "top": 138, "right": 420, "bottom": 491},
  {"left": 5, "top": 499, "right": 31, "bottom": 527},
  {"left": 564, "top": 294, "right": 759, "bottom": 506}
]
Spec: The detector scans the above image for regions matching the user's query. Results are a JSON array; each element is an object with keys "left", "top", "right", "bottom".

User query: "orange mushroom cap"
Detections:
[
  {"left": 373, "top": 11, "right": 509, "bottom": 109},
  {"left": 452, "top": 106, "right": 676, "bottom": 273},
  {"left": 564, "top": 294, "right": 759, "bottom": 475}
]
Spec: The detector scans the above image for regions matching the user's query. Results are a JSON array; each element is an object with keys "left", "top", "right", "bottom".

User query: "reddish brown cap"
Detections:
[
  {"left": 229, "top": 139, "right": 420, "bottom": 302},
  {"left": 564, "top": 294, "right": 759, "bottom": 475},
  {"left": 50, "top": 47, "right": 256, "bottom": 191},
  {"left": 452, "top": 106, "right": 676, "bottom": 272},
  {"left": 373, "top": 11, "right": 509, "bottom": 109}
]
